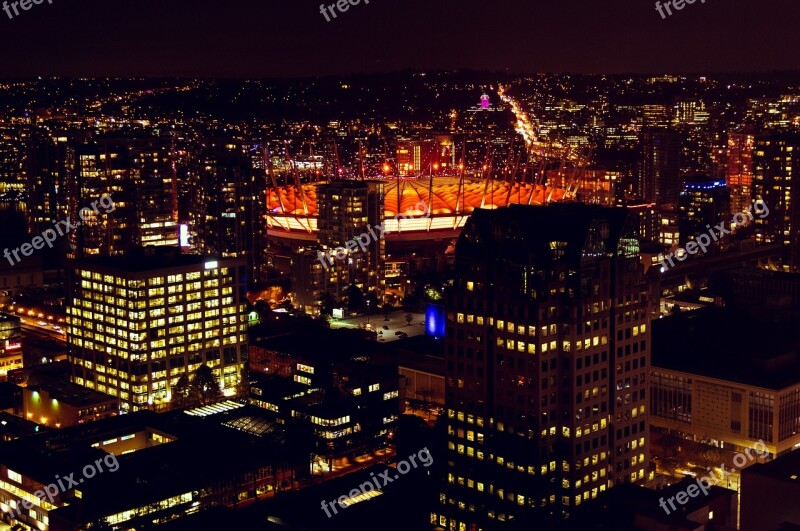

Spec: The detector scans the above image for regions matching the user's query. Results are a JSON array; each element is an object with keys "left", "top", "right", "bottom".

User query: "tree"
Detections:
[
  {"left": 383, "top": 303, "right": 392, "bottom": 321},
  {"left": 405, "top": 313, "right": 413, "bottom": 326},
  {"left": 193, "top": 364, "right": 223, "bottom": 406},
  {"left": 347, "top": 283, "right": 366, "bottom": 313},
  {"left": 172, "top": 365, "right": 224, "bottom": 410},
  {"left": 701, "top": 447, "right": 722, "bottom": 468},
  {"left": 319, "top": 292, "right": 337, "bottom": 316},
  {"left": 171, "top": 374, "right": 194, "bottom": 409}
]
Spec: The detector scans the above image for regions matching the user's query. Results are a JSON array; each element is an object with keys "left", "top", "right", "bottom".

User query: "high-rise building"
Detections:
[
  {"left": 639, "top": 129, "right": 681, "bottom": 207},
  {"left": 0, "top": 127, "right": 25, "bottom": 195},
  {"left": 190, "top": 142, "right": 267, "bottom": 286},
  {"left": 752, "top": 133, "right": 800, "bottom": 271},
  {"left": 314, "top": 181, "right": 385, "bottom": 307},
  {"left": 24, "top": 129, "right": 75, "bottom": 237},
  {"left": 625, "top": 200, "right": 659, "bottom": 244},
  {"left": 726, "top": 132, "right": 754, "bottom": 215},
  {"left": 64, "top": 138, "right": 178, "bottom": 258},
  {"left": 434, "top": 204, "right": 652, "bottom": 530},
  {"left": 291, "top": 246, "right": 328, "bottom": 314},
  {"left": 66, "top": 247, "right": 248, "bottom": 412},
  {"left": 678, "top": 178, "right": 730, "bottom": 246},
  {"left": 128, "top": 143, "right": 179, "bottom": 248},
  {"left": 658, "top": 206, "right": 680, "bottom": 246}
]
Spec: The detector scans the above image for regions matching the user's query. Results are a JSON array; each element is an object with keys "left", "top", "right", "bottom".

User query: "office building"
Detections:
[
  {"left": 641, "top": 104, "right": 671, "bottom": 128},
  {"left": 0, "top": 405, "right": 300, "bottom": 531},
  {"left": 659, "top": 206, "right": 680, "bottom": 246},
  {"left": 248, "top": 327, "right": 400, "bottom": 472},
  {"left": 434, "top": 204, "right": 653, "bottom": 530},
  {"left": 66, "top": 247, "right": 248, "bottom": 412},
  {"left": 11, "top": 361, "right": 118, "bottom": 427},
  {"left": 651, "top": 306, "right": 800, "bottom": 457}
]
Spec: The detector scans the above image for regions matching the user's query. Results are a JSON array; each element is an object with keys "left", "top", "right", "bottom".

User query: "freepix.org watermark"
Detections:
[
  {"left": 3, "top": 0, "right": 54, "bottom": 20},
  {"left": 655, "top": 0, "right": 707, "bottom": 20},
  {"left": 316, "top": 200, "right": 429, "bottom": 269},
  {"left": 659, "top": 439, "right": 768, "bottom": 515},
  {"left": 3, "top": 193, "right": 115, "bottom": 267},
  {"left": 319, "top": 0, "right": 371, "bottom": 22},
  {"left": 659, "top": 199, "right": 769, "bottom": 272},
  {"left": 3, "top": 453, "right": 120, "bottom": 519},
  {"left": 320, "top": 447, "right": 433, "bottom": 518}
]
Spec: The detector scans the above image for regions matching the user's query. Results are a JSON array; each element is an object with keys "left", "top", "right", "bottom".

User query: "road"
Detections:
[{"left": 21, "top": 321, "right": 66, "bottom": 343}]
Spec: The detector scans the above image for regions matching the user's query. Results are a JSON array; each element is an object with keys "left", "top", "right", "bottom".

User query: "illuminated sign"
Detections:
[{"left": 179, "top": 224, "right": 190, "bottom": 247}]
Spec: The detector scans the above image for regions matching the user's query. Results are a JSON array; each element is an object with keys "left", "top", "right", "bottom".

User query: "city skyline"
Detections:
[{"left": 1, "top": 4, "right": 800, "bottom": 528}]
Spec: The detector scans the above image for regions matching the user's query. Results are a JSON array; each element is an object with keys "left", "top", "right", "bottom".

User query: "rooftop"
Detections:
[
  {"left": 743, "top": 448, "right": 800, "bottom": 483},
  {"left": 252, "top": 326, "right": 385, "bottom": 363},
  {"left": 652, "top": 306, "right": 800, "bottom": 389},
  {"left": 29, "top": 379, "right": 118, "bottom": 407},
  {"left": 0, "top": 312, "right": 20, "bottom": 324},
  {"left": 0, "top": 404, "right": 288, "bottom": 522},
  {"left": 458, "top": 203, "right": 636, "bottom": 267},
  {"left": 70, "top": 246, "right": 241, "bottom": 273}
]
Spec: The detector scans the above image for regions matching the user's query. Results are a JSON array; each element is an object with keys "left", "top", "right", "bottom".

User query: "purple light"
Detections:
[{"left": 480, "top": 95, "right": 490, "bottom": 110}]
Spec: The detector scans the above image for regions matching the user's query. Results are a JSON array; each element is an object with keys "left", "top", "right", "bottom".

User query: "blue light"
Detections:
[{"left": 426, "top": 304, "right": 445, "bottom": 337}]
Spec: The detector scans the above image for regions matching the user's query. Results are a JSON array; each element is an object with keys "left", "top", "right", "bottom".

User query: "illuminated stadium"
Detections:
[{"left": 266, "top": 177, "right": 573, "bottom": 242}]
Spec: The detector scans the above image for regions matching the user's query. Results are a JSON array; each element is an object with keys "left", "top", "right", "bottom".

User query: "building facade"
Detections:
[
  {"left": 726, "top": 132, "right": 754, "bottom": 216},
  {"left": 650, "top": 368, "right": 800, "bottom": 457},
  {"left": 753, "top": 133, "right": 800, "bottom": 271},
  {"left": 434, "top": 204, "right": 653, "bottom": 530},
  {"left": 64, "top": 138, "right": 178, "bottom": 258},
  {"left": 0, "top": 313, "right": 22, "bottom": 379},
  {"left": 678, "top": 178, "right": 731, "bottom": 246},
  {"left": 314, "top": 181, "right": 385, "bottom": 308},
  {"left": 189, "top": 142, "right": 267, "bottom": 286},
  {"left": 640, "top": 129, "right": 681, "bottom": 207},
  {"left": 66, "top": 247, "right": 248, "bottom": 412}
]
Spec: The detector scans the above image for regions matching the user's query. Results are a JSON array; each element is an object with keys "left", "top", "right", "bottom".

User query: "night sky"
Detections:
[{"left": 0, "top": 0, "right": 797, "bottom": 77}]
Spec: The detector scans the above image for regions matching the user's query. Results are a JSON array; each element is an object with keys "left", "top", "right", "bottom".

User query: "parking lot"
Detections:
[{"left": 329, "top": 311, "right": 426, "bottom": 342}]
